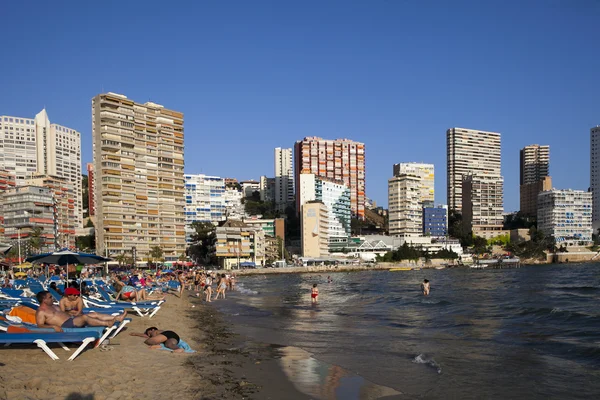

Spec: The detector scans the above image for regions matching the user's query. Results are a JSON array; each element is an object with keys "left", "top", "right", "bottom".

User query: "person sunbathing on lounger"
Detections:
[
  {"left": 35, "top": 290, "right": 127, "bottom": 333},
  {"left": 112, "top": 275, "right": 165, "bottom": 302},
  {"left": 130, "top": 327, "right": 184, "bottom": 353}
]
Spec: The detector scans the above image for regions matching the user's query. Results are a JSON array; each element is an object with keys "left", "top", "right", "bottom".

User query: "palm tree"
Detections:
[
  {"left": 149, "top": 246, "right": 163, "bottom": 268},
  {"left": 28, "top": 227, "right": 44, "bottom": 255},
  {"left": 115, "top": 252, "right": 127, "bottom": 267}
]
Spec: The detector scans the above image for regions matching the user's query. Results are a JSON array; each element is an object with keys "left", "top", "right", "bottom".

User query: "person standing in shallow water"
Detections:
[
  {"left": 311, "top": 283, "right": 319, "bottom": 303},
  {"left": 421, "top": 279, "right": 430, "bottom": 296}
]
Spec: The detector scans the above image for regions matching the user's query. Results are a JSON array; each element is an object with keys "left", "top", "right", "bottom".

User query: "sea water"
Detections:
[{"left": 210, "top": 264, "right": 600, "bottom": 399}]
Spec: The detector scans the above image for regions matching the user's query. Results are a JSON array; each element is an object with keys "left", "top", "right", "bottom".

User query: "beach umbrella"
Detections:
[
  {"left": 14, "top": 272, "right": 27, "bottom": 277},
  {"left": 0, "top": 243, "right": 12, "bottom": 255},
  {"left": 26, "top": 249, "right": 111, "bottom": 282},
  {"left": 14, "top": 262, "right": 33, "bottom": 269}
]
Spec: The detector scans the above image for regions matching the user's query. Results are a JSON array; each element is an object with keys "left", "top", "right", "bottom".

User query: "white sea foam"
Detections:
[
  {"left": 236, "top": 286, "right": 258, "bottom": 295},
  {"left": 413, "top": 353, "right": 442, "bottom": 374}
]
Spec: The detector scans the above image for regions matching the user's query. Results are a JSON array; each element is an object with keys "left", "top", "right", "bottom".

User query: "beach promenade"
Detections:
[{"left": 0, "top": 292, "right": 303, "bottom": 400}]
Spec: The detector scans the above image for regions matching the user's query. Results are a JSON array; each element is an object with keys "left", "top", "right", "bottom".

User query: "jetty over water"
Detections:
[{"left": 471, "top": 257, "right": 521, "bottom": 269}]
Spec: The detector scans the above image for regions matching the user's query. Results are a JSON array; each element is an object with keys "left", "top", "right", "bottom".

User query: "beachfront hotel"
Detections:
[
  {"left": 388, "top": 163, "right": 434, "bottom": 237},
  {"left": 92, "top": 93, "right": 186, "bottom": 262},
  {"left": 590, "top": 126, "right": 600, "bottom": 232},
  {"left": 294, "top": 137, "right": 366, "bottom": 219},
  {"left": 215, "top": 220, "right": 266, "bottom": 269},
  {"left": 274, "top": 147, "right": 294, "bottom": 212},
  {"left": 537, "top": 189, "right": 593, "bottom": 246},
  {"left": 461, "top": 174, "right": 506, "bottom": 239},
  {"left": 298, "top": 173, "right": 351, "bottom": 252},
  {"left": 520, "top": 144, "right": 551, "bottom": 217},
  {"left": 446, "top": 127, "right": 501, "bottom": 213},
  {"left": 0, "top": 109, "right": 83, "bottom": 228}
]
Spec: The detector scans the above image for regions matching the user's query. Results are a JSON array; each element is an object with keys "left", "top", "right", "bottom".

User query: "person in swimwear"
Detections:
[
  {"left": 421, "top": 279, "right": 430, "bottom": 296},
  {"left": 215, "top": 274, "right": 227, "bottom": 300},
  {"left": 311, "top": 283, "right": 319, "bottom": 303},
  {"left": 35, "top": 290, "right": 127, "bottom": 332},
  {"left": 130, "top": 326, "right": 184, "bottom": 353}
]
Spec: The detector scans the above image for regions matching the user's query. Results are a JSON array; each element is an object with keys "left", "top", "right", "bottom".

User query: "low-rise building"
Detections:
[
  {"left": 537, "top": 189, "right": 593, "bottom": 246},
  {"left": 243, "top": 217, "right": 285, "bottom": 241},
  {"left": 423, "top": 206, "right": 447, "bottom": 237},
  {"left": 301, "top": 201, "right": 329, "bottom": 258},
  {"left": 240, "top": 180, "right": 260, "bottom": 198},
  {"left": 215, "top": 220, "right": 266, "bottom": 269}
]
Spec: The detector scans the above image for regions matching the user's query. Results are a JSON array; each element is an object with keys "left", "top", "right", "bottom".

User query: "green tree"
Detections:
[
  {"left": 187, "top": 222, "right": 217, "bottom": 265},
  {"left": 75, "top": 235, "right": 95, "bottom": 252},
  {"left": 472, "top": 236, "right": 489, "bottom": 255}
]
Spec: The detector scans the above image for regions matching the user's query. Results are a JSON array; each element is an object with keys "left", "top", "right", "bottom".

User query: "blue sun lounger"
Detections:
[{"left": 0, "top": 331, "right": 100, "bottom": 360}]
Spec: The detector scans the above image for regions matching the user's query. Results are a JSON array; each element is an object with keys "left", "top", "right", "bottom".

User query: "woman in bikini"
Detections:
[
  {"left": 215, "top": 274, "right": 227, "bottom": 300},
  {"left": 311, "top": 284, "right": 319, "bottom": 304}
]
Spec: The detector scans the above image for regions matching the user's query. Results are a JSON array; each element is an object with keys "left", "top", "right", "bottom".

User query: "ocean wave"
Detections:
[
  {"left": 412, "top": 353, "right": 442, "bottom": 374},
  {"left": 546, "top": 285, "right": 599, "bottom": 292},
  {"left": 235, "top": 286, "right": 259, "bottom": 295},
  {"left": 517, "top": 307, "right": 597, "bottom": 321}
]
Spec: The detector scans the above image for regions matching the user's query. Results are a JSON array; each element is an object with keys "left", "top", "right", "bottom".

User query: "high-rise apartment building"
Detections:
[
  {"left": 446, "top": 128, "right": 501, "bottom": 213},
  {"left": 26, "top": 174, "right": 77, "bottom": 249},
  {"left": 87, "top": 163, "right": 96, "bottom": 217},
  {"left": 0, "top": 186, "right": 57, "bottom": 252},
  {"left": 462, "top": 174, "right": 505, "bottom": 239},
  {"left": 393, "top": 163, "right": 434, "bottom": 204},
  {"left": 520, "top": 145, "right": 550, "bottom": 216},
  {"left": 184, "top": 174, "right": 227, "bottom": 240},
  {"left": 590, "top": 126, "right": 600, "bottom": 231},
  {"left": 0, "top": 110, "right": 82, "bottom": 228},
  {"left": 538, "top": 189, "right": 592, "bottom": 246},
  {"left": 274, "top": 147, "right": 294, "bottom": 211},
  {"left": 388, "top": 173, "right": 422, "bottom": 236},
  {"left": 92, "top": 93, "right": 186, "bottom": 261},
  {"left": 520, "top": 145, "right": 549, "bottom": 185},
  {"left": 294, "top": 137, "right": 365, "bottom": 219},
  {"left": 298, "top": 173, "right": 351, "bottom": 251}
]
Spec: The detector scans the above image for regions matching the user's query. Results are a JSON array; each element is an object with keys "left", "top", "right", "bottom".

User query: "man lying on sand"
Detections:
[
  {"left": 36, "top": 290, "right": 127, "bottom": 332},
  {"left": 130, "top": 327, "right": 184, "bottom": 353}
]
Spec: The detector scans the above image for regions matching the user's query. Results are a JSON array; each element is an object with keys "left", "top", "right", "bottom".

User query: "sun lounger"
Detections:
[{"left": 0, "top": 331, "right": 100, "bottom": 360}]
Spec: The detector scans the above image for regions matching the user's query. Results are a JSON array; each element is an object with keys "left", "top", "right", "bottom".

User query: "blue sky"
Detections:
[{"left": 1, "top": 1, "right": 598, "bottom": 211}]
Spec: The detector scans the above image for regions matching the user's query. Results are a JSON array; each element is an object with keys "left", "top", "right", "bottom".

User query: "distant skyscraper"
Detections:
[
  {"left": 0, "top": 110, "right": 83, "bottom": 228},
  {"left": 274, "top": 148, "right": 294, "bottom": 211},
  {"left": 446, "top": 127, "right": 501, "bottom": 213},
  {"left": 590, "top": 126, "right": 600, "bottom": 231},
  {"left": 462, "top": 174, "right": 504, "bottom": 239},
  {"left": 520, "top": 144, "right": 551, "bottom": 217},
  {"left": 92, "top": 93, "right": 186, "bottom": 262},
  {"left": 388, "top": 163, "right": 435, "bottom": 237},
  {"left": 294, "top": 137, "right": 365, "bottom": 219}
]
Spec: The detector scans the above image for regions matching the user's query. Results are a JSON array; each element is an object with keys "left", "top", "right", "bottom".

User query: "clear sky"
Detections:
[{"left": 1, "top": 0, "right": 598, "bottom": 211}]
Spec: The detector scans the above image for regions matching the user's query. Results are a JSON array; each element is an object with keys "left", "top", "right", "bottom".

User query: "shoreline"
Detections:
[{"left": 231, "top": 259, "right": 599, "bottom": 276}]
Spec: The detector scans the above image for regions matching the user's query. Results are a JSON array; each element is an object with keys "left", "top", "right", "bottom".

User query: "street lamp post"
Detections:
[{"left": 17, "top": 227, "right": 21, "bottom": 264}]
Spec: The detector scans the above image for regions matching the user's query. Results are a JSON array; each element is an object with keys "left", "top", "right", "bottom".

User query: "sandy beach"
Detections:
[{"left": 0, "top": 293, "right": 305, "bottom": 400}]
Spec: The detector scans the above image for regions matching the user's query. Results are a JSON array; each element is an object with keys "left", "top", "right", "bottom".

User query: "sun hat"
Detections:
[{"left": 64, "top": 287, "right": 80, "bottom": 296}]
